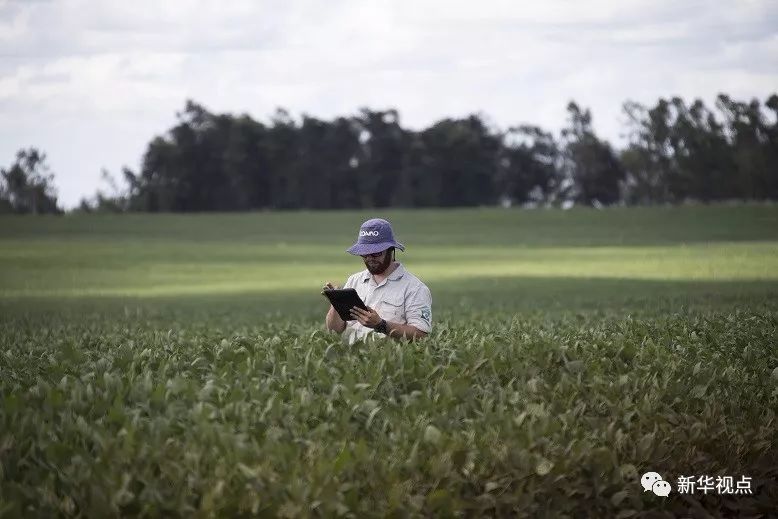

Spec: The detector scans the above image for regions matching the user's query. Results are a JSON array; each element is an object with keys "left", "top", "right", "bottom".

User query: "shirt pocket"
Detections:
[{"left": 380, "top": 293, "right": 405, "bottom": 322}]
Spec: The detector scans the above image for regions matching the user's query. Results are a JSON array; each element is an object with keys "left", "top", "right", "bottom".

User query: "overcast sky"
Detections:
[{"left": 1, "top": 0, "right": 777, "bottom": 208}]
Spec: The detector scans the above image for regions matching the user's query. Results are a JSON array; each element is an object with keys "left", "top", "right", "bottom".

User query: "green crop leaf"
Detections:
[
  {"left": 637, "top": 433, "right": 654, "bottom": 458},
  {"left": 610, "top": 490, "right": 630, "bottom": 506},
  {"left": 619, "top": 464, "right": 638, "bottom": 480},
  {"left": 566, "top": 360, "right": 584, "bottom": 374},
  {"left": 426, "top": 489, "right": 450, "bottom": 510},
  {"left": 535, "top": 457, "right": 554, "bottom": 476},
  {"left": 485, "top": 481, "right": 501, "bottom": 493},
  {"left": 424, "top": 425, "right": 442, "bottom": 445}
]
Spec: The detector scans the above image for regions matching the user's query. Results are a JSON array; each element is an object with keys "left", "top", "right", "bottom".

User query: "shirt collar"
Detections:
[{"left": 362, "top": 262, "right": 405, "bottom": 283}]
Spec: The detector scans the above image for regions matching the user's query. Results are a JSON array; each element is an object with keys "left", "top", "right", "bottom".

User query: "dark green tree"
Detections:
[
  {"left": 621, "top": 99, "right": 675, "bottom": 204},
  {"left": 137, "top": 136, "right": 179, "bottom": 211},
  {"left": 135, "top": 101, "right": 242, "bottom": 211},
  {"left": 76, "top": 168, "right": 135, "bottom": 213},
  {"left": 353, "top": 109, "right": 407, "bottom": 208},
  {"left": 420, "top": 115, "right": 501, "bottom": 207},
  {"left": 666, "top": 97, "right": 735, "bottom": 202},
  {"left": 0, "top": 148, "right": 61, "bottom": 214},
  {"left": 264, "top": 109, "right": 301, "bottom": 210},
  {"left": 561, "top": 102, "right": 624, "bottom": 206},
  {"left": 296, "top": 116, "right": 334, "bottom": 209},
  {"left": 221, "top": 115, "right": 270, "bottom": 211},
  {"left": 716, "top": 95, "right": 776, "bottom": 199},
  {"left": 322, "top": 117, "right": 363, "bottom": 209},
  {"left": 498, "top": 125, "right": 561, "bottom": 205},
  {"left": 766, "top": 94, "right": 778, "bottom": 199}
]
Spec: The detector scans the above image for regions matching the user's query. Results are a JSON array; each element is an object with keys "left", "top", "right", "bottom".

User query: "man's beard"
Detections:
[{"left": 365, "top": 250, "right": 392, "bottom": 274}]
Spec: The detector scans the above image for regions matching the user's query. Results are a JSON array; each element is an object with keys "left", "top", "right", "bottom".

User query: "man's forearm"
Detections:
[
  {"left": 384, "top": 321, "right": 428, "bottom": 341},
  {"left": 325, "top": 306, "right": 346, "bottom": 333}
]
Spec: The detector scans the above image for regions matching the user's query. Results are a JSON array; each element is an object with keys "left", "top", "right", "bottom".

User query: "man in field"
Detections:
[{"left": 323, "top": 218, "right": 432, "bottom": 344}]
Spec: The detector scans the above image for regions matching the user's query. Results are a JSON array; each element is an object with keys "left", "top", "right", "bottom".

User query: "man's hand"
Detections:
[
  {"left": 323, "top": 282, "right": 347, "bottom": 333},
  {"left": 349, "top": 306, "right": 382, "bottom": 328}
]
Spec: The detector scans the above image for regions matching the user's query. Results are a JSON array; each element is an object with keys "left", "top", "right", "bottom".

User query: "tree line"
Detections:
[{"left": 2, "top": 93, "right": 777, "bottom": 214}]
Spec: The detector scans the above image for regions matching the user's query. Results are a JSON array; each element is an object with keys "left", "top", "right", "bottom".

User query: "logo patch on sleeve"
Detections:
[{"left": 420, "top": 307, "right": 431, "bottom": 322}]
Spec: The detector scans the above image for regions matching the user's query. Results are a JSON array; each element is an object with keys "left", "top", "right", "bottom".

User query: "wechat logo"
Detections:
[{"left": 641, "top": 471, "right": 672, "bottom": 497}]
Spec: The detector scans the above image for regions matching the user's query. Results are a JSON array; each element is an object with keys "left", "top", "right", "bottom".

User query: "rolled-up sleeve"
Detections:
[{"left": 405, "top": 284, "right": 432, "bottom": 333}]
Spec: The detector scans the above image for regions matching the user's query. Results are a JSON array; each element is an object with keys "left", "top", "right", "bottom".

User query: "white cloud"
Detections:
[{"left": 0, "top": 0, "right": 776, "bottom": 207}]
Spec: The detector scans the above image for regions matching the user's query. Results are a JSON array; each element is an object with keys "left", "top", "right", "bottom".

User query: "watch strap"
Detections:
[{"left": 375, "top": 319, "right": 388, "bottom": 334}]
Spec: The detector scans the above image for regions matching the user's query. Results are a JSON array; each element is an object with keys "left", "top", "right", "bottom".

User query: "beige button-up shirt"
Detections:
[{"left": 341, "top": 263, "right": 432, "bottom": 344}]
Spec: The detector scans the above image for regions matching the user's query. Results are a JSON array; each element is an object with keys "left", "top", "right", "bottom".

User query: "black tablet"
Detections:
[{"left": 322, "top": 288, "right": 368, "bottom": 321}]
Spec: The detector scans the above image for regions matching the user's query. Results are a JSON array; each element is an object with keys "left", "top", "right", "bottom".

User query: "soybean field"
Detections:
[{"left": 1, "top": 205, "right": 777, "bottom": 517}]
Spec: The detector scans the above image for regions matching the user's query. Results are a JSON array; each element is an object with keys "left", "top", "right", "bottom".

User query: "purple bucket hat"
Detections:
[{"left": 346, "top": 218, "right": 405, "bottom": 256}]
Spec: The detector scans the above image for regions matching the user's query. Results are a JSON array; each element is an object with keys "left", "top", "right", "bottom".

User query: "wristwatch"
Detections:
[{"left": 374, "top": 319, "right": 388, "bottom": 334}]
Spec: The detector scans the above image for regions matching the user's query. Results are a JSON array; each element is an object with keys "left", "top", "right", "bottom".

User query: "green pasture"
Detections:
[{"left": 1, "top": 205, "right": 777, "bottom": 517}]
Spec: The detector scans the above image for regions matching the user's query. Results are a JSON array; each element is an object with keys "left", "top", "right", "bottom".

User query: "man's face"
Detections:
[{"left": 362, "top": 248, "right": 392, "bottom": 274}]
